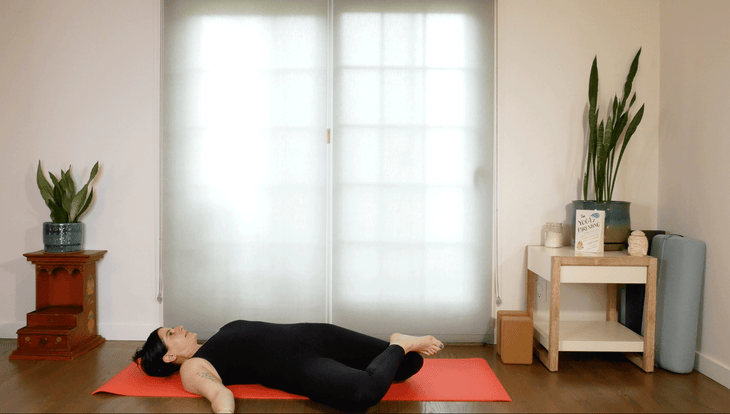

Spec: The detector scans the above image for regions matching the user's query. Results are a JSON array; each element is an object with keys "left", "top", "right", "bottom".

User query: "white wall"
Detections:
[
  {"left": 495, "top": 0, "right": 660, "bottom": 318},
  {"left": 0, "top": 0, "right": 162, "bottom": 340},
  {"left": 659, "top": 0, "right": 730, "bottom": 390}
]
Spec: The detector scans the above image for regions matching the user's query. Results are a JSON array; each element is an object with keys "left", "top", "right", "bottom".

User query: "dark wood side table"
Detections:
[{"left": 10, "top": 250, "right": 107, "bottom": 360}]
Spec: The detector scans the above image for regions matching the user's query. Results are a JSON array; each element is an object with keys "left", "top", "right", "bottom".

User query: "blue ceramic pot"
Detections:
[
  {"left": 571, "top": 201, "right": 631, "bottom": 251},
  {"left": 43, "top": 222, "right": 84, "bottom": 253}
]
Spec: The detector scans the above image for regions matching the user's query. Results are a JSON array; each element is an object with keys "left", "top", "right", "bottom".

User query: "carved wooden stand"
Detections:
[{"left": 10, "top": 250, "right": 107, "bottom": 361}]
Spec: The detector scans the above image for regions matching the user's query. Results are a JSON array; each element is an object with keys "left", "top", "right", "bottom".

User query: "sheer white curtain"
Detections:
[
  {"left": 162, "top": 0, "right": 329, "bottom": 338},
  {"left": 163, "top": 0, "right": 494, "bottom": 342},
  {"left": 332, "top": 0, "right": 494, "bottom": 341}
]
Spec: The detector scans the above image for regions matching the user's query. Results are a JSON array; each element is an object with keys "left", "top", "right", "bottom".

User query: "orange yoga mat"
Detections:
[{"left": 94, "top": 358, "right": 511, "bottom": 402}]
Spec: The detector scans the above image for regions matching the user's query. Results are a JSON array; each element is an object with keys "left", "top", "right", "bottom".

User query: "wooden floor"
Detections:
[{"left": 2, "top": 338, "right": 730, "bottom": 413}]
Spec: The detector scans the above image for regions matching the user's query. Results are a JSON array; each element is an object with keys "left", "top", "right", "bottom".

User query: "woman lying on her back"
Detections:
[{"left": 132, "top": 320, "right": 443, "bottom": 413}]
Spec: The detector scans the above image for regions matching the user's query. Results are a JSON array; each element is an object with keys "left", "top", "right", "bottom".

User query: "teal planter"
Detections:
[
  {"left": 571, "top": 201, "right": 631, "bottom": 251},
  {"left": 43, "top": 222, "right": 84, "bottom": 253}
]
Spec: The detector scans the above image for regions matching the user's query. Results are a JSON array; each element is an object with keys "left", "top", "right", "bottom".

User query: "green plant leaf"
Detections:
[
  {"left": 612, "top": 96, "right": 618, "bottom": 116},
  {"left": 609, "top": 104, "right": 645, "bottom": 199},
  {"left": 87, "top": 161, "right": 99, "bottom": 185},
  {"left": 613, "top": 113, "right": 627, "bottom": 145},
  {"left": 74, "top": 188, "right": 94, "bottom": 222},
  {"left": 36, "top": 162, "right": 55, "bottom": 203},
  {"left": 604, "top": 117, "right": 614, "bottom": 190},
  {"left": 622, "top": 48, "right": 641, "bottom": 101},
  {"left": 49, "top": 202, "right": 68, "bottom": 223},
  {"left": 46, "top": 195, "right": 68, "bottom": 223},
  {"left": 52, "top": 184, "right": 63, "bottom": 206},
  {"left": 39, "top": 187, "right": 54, "bottom": 205},
  {"left": 595, "top": 121, "right": 606, "bottom": 201},
  {"left": 589, "top": 57, "right": 598, "bottom": 108},
  {"left": 588, "top": 106, "right": 599, "bottom": 198},
  {"left": 582, "top": 49, "right": 643, "bottom": 202},
  {"left": 623, "top": 104, "right": 645, "bottom": 146},
  {"left": 58, "top": 169, "right": 69, "bottom": 195},
  {"left": 61, "top": 186, "right": 72, "bottom": 214},
  {"left": 36, "top": 161, "right": 100, "bottom": 223},
  {"left": 49, "top": 172, "right": 60, "bottom": 188},
  {"left": 64, "top": 166, "right": 75, "bottom": 195},
  {"left": 587, "top": 58, "right": 599, "bottom": 201},
  {"left": 70, "top": 184, "right": 88, "bottom": 222},
  {"left": 69, "top": 162, "right": 99, "bottom": 222}
]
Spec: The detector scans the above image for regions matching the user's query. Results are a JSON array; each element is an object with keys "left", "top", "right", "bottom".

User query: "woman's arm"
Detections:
[{"left": 181, "top": 359, "right": 235, "bottom": 413}]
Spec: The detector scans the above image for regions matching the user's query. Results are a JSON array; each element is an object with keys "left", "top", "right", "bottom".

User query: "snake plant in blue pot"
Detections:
[
  {"left": 573, "top": 49, "right": 645, "bottom": 250},
  {"left": 36, "top": 161, "right": 99, "bottom": 253}
]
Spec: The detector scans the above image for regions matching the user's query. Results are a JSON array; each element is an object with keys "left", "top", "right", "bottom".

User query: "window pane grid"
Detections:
[
  {"left": 163, "top": 0, "right": 493, "bottom": 342},
  {"left": 332, "top": 1, "right": 493, "bottom": 340}
]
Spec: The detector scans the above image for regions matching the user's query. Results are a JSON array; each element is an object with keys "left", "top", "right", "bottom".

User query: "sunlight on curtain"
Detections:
[
  {"left": 163, "top": 0, "right": 328, "bottom": 338},
  {"left": 163, "top": 0, "right": 494, "bottom": 342},
  {"left": 332, "top": 0, "right": 494, "bottom": 341}
]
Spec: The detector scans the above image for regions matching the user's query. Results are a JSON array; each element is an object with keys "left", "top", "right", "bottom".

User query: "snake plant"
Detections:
[
  {"left": 36, "top": 161, "right": 99, "bottom": 223},
  {"left": 583, "top": 48, "right": 645, "bottom": 202}
]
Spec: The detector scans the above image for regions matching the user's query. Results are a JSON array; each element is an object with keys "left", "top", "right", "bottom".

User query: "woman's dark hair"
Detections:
[{"left": 132, "top": 327, "right": 181, "bottom": 377}]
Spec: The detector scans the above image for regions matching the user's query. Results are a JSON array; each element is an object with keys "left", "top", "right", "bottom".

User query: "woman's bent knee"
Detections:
[
  {"left": 310, "top": 387, "right": 383, "bottom": 412},
  {"left": 393, "top": 351, "right": 424, "bottom": 382}
]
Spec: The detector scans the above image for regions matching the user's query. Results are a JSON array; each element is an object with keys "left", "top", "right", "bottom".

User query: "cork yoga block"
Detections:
[
  {"left": 498, "top": 313, "right": 533, "bottom": 364},
  {"left": 496, "top": 310, "right": 529, "bottom": 356}
]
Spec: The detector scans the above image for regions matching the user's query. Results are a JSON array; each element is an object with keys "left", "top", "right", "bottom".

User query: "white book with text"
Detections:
[{"left": 574, "top": 209, "right": 605, "bottom": 253}]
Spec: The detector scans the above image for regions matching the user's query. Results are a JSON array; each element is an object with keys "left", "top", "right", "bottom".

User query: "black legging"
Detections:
[{"left": 193, "top": 321, "right": 424, "bottom": 411}]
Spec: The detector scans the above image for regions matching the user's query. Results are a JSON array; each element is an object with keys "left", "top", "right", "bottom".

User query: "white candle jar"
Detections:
[{"left": 542, "top": 223, "right": 563, "bottom": 248}]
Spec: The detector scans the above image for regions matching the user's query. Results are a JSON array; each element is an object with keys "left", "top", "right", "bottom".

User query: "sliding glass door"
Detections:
[
  {"left": 163, "top": 0, "right": 329, "bottom": 338},
  {"left": 332, "top": 1, "right": 494, "bottom": 341},
  {"left": 162, "top": 0, "right": 494, "bottom": 341}
]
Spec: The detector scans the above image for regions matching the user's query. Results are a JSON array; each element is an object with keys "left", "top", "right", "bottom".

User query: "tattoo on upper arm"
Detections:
[{"left": 197, "top": 371, "right": 221, "bottom": 384}]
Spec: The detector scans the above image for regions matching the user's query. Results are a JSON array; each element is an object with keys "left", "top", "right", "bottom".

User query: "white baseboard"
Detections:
[
  {"left": 696, "top": 351, "right": 730, "bottom": 390},
  {"left": 0, "top": 322, "right": 24, "bottom": 339}
]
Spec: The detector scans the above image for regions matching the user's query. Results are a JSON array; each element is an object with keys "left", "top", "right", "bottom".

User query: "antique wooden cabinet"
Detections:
[{"left": 10, "top": 250, "right": 107, "bottom": 360}]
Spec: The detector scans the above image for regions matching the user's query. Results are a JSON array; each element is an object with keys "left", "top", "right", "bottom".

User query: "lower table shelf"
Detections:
[{"left": 533, "top": 319, "right": 645, "bottom": 352}]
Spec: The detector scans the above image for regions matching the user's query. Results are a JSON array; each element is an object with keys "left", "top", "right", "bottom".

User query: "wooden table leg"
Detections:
[
  {"left": 642, "top": 259, "right": 657, "bottom": 372},
  {"left": 526, "top": 270, "right": 536, "bottom": 319},
  {"left": 625, "top": 258, "right": 657, "bottom": 372},
  {"left": 547, "top": 257, "right": 561, "bottom": 372},
  {"left": 607, "top": 284, "right": 618, "bottom": 322}
]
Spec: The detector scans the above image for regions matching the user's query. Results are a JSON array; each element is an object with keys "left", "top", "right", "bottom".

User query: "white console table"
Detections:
[{"left": 526, "top": 246, "right": 657, "bottom": 372}]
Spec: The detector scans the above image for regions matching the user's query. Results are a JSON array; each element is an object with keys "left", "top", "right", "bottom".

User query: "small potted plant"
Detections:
[
  {"left": 36, "top": 161, "right": 99, "bottom": 253},
  {"left": 573, "top": 49, "right": 645, "bottom": 250}
]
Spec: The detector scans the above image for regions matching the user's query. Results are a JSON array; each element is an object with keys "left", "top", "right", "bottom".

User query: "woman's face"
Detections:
[{"left": 158, "top": 325, "right": 197, "bottom": 359}]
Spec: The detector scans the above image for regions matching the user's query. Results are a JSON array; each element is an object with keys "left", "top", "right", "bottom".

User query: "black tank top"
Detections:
[{"left": 192, "top": 320, "right": 310, "bottom": 389}]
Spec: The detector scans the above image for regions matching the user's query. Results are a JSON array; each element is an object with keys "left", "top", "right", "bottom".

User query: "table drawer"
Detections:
[{"left": 17, "top": 333, "right": 70, "bottom": 351}]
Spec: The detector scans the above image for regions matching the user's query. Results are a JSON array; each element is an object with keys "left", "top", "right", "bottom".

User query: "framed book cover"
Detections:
[{"left": 574, "top": 210, "right": 605, "bottom": 253}]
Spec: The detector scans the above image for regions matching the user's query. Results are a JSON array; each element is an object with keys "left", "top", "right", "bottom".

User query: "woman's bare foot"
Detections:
[{"left": 390, "top": 333, "right": 444, "bottom": 356}]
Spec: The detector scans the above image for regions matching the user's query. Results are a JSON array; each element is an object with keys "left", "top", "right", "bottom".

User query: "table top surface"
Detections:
[
  {"left": 23, "top": 250, "right": 107, "bottom": 264},
  {"left": 528, "top": 245, "right": 630, "bottom": 257},
  {"left": 527, "top": 245, "right": 655, "bottom": 283}
]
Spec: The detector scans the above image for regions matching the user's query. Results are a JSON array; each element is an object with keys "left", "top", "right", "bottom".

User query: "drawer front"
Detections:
[
  {"left": 17, "top": 334, "right": 70, "bottom": 351},
  {"left": 27, "top": 313, "right": 78, "bottom": 327},
  {"left": 561, "top": 266, "right": 647, "bottom": 283}
]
